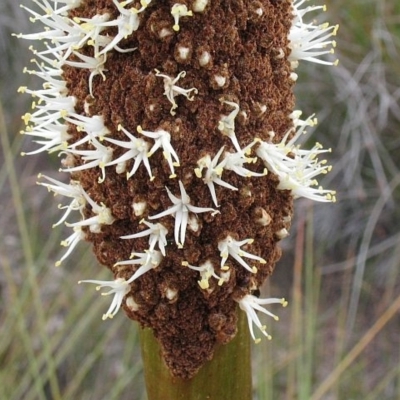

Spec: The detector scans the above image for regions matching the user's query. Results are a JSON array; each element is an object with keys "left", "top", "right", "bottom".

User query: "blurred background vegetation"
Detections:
[{"left": 1, "top": 1, "right": 399, "bottom": 399}]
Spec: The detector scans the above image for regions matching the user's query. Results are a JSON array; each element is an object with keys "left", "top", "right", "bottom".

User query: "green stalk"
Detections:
[{"left": 140, "top": 309, "right": 252, "bottom": 400}]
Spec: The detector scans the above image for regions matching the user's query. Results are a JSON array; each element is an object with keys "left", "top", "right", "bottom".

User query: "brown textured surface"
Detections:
[{"left": 64, "top": 0, "right": 294, "bottom": 378}]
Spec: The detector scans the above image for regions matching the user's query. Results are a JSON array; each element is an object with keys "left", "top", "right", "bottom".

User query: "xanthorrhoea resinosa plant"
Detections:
[{"left": 17, "top": 0, "right": 337, "bottom": 379}]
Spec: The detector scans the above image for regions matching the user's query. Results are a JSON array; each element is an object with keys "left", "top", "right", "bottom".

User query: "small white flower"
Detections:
[
  {"left": 64, "top": 51, "right": 107, "bottom": 97},
  {"left": 182, "top": 260, "right": 230, "bottom": 289},
  {"left": 61, "top": 136, "right": 113, "bottom": 183},
  {"left": 97, "top": 0, "right": 140, "bottom": 55},
  {"left": 155, "top": 69, "right": 198, "bottom": 115},
  {"left": 223, "top": 142, "right": 268, "bottom": 178},
  {"left": 121, "top": 220, "right": 168, "bottom": 256},
  {"left": 22, "top": 59, "right": 66, "bottom": 95},
  {"left": 105, "top": 125, "right": 153, "bottom": 180},
  {"left": 218, "top": 236, "right": 266, "bottom": 273},
  {"left": 289, "top": 110, "right": 318, "bottom": 128},
  {"left": 194, "top": 147, "right": 238, "bottom": 207},
  {"left": 238, "top": 294, "right": 288, "bottom": 343},
  {"left": 171, "top": 4, "right": 193, "bottom": 32},
  {"left": 49, "top": 14, "right": 111, "bottom": 63},
  {"left": 289, "top": 1, "right": 338, "bottom": 68},
  {"left": 16, "top": 8, "right": 108, "bottom": 63},
  {"left": 66, "top": 114, "right": 110, "bottom": 146},
  {"left": 218, "top": 100, "right": 241, "bottom": 152},
  {"left": 18, "top": 78, "right": 67, "bottom": 102},
  {"left": 277, "top": 170, "right": 336, "bottom": 202},
  {"left": 78, "top": 277, "right": 131, "bottom": 320},
  {"left": 56, "top": 226, "right": 86, "bottom": 266},
  {"left": 149, "top": 181, "right": 219, "bottom": 248},
  {"left": 20, "top": 121, "right": 70, "bottom": 155},
  {"left": 66, "top": 190, "right": 115, "bottom": 233},
  {"left": 22, "top": 95, "right": 76, "bottom": 131},
  {"left": 72, "top": 13, "right": 113, "bottom": 56},
  {"left": 115, "top": 250, "right": 163, "bottom": 282},
  {"left": 137, "top": 125, "right": 180, "bottom": 178},
  {"left": 255, "top": 114, "right": 336, "bottom": 202},
  {"left": 37, "top": 174, "right": 86, "bottom": 226}
]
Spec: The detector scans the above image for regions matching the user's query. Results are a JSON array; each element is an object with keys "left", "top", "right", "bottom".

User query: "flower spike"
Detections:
[{"left": 17, "top": 0, "right": 338, "bottom": 378}]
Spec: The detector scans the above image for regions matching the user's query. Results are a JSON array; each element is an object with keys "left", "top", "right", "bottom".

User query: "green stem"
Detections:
[{"left": 140, "top": 309, "right": 252, "bottom": 400}]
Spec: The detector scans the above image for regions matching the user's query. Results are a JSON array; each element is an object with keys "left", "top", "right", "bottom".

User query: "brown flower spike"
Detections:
[{"left": 18, "top": 0, "right": 337, "bottom": 379}]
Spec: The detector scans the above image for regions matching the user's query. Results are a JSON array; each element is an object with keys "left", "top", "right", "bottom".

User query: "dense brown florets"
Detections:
[{"left": 61, "top": 0, "right": 294, "bottom": 378}]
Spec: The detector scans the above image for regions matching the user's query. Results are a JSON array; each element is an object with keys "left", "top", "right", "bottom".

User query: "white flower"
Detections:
[
  {"left": 149, "top": 181, "right": 219, "bottom": 248},
  {"left": 71, "top": 13, "right": 114, "bottom": 56},
  {"left": 37, "top": 174, "right": 86, "bottom": 226},
  {"left": 18, "top": 78, "right": 67, "bottom": 102},
  {"left": 182, "top": 260, "right": 230, "bottom": 289},
  {"left": 155, "top": 69, "right": 198, "bottom": 115},
  {"left": 97, "top": 0, "right": 140, "bottom": 55},
  {"left": 255, "top": 115, "right": 336, "bottom": 202},
  {"left": 238, "top": 294, "right": 288, "bottom": 343},
  {"left": 56, "top": 226, "right": 86, "bottom": 266},
  {"left": 66, "top": 190, "right": 115, "bottom": 233},
  {"left": 223, "top": 142, "right": 268, "bottom": 178},
  {"left": 194, "top": 147, "right": 238, "bottom": 207},
  {"left": 171, "top": 4, "right": 193, "bottom": 32},
  {"left": 22, "top": 58, "right": 66, "bottom": 91},
  {"left": 137, "top": 125, "right": 180, "bottom": 178},
  {"left": 105, "top": 125, "right": 153, "bottom": 180},
  {"left": 21, "top": 95, "right": 76, "bottom": 131},
  {"left": 64, "top": 51, "right": 107, "bottom": 96},
  {"left": 121, "top": 220, "right": 168, "bottom": 256},
  {"left": 289, "top": 1, "right": 338, "bottom": 68},
  {"left": 218, "top": 236, "right": 266, "bottom": 273},
  {"left": 20, "top": 121, "right": 70, "bottom": 155},
  {"left": 218, "top": 100, "right": 241, "bottom": 152},
  {"left": 78, "top": 277, "right": 131, "bottom": 320},
  {"left": 115, "top": 250, "right": 163, "bottom": 282},
  {"left": 81, "top": 249, "right": 162, "bottom": 320},
  {"left": 61, "top": 136, "right": 113, "bottom": 183},
  {"left": 66, "top": 114, "right": 110, "bottom": 146},
  {"left": 16, "top": 7, "right": 109, "bottom": 63}
]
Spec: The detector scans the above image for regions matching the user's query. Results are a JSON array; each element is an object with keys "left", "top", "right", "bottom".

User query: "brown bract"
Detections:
[{"left": 64, "top": 0, "right": 294, "bottom": 379}]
